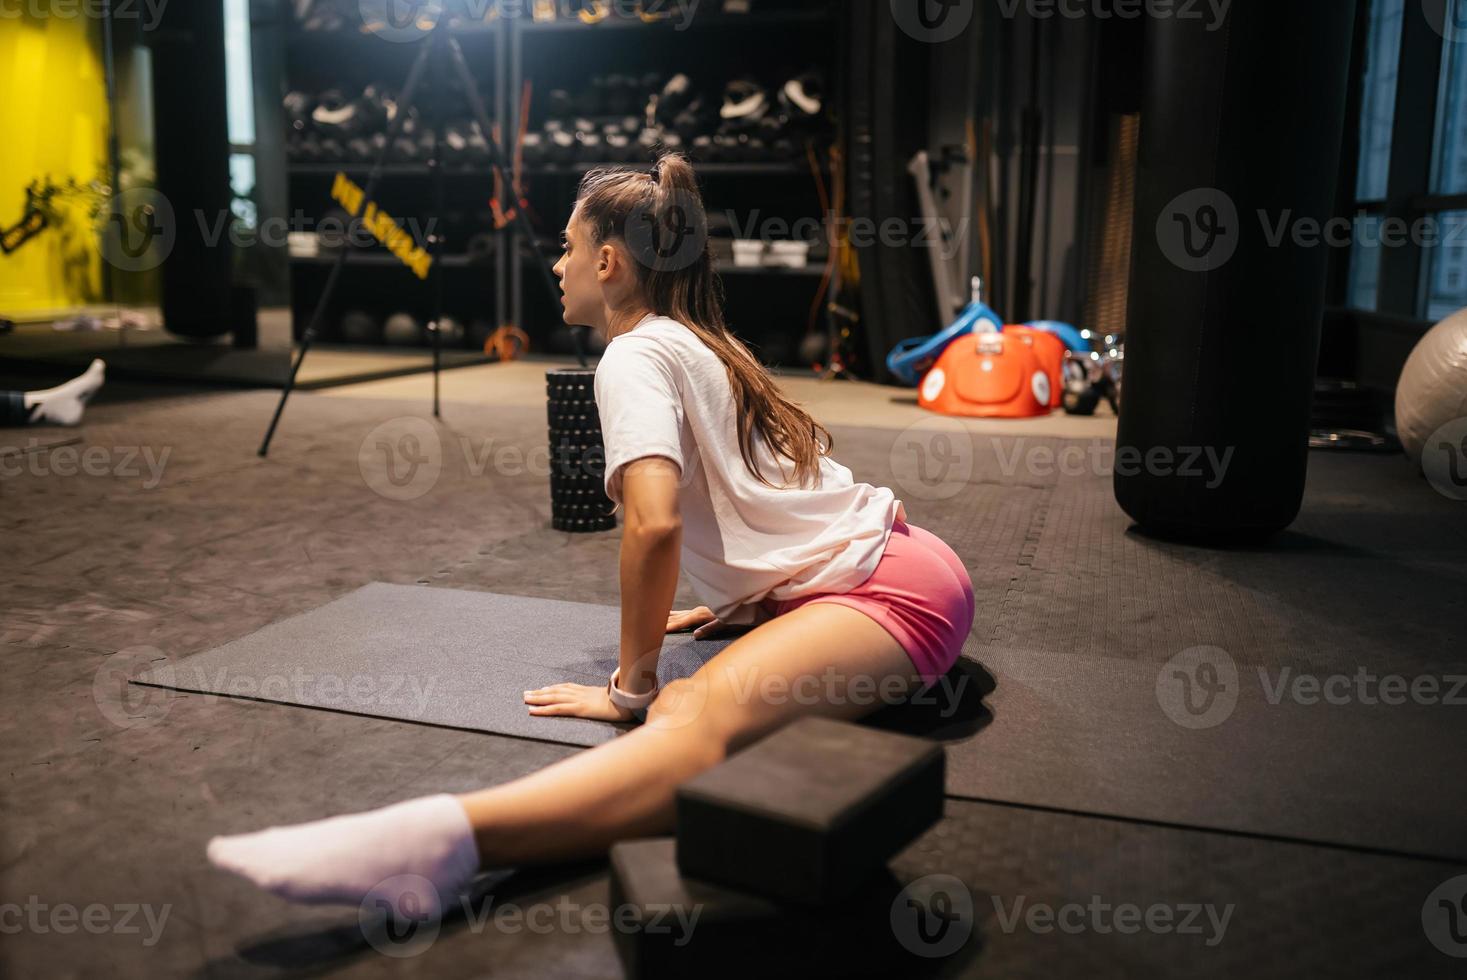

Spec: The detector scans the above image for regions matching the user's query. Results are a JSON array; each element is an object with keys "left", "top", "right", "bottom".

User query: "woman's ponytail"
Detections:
[{"left": 575, "top": 153, "right": 833, "bottom": 490}]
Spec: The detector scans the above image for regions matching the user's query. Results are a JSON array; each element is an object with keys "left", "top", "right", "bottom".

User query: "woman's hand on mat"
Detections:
[
  {"left": 523, "top": 684, "right": 636, "bottom": 722},
  {"left": 666, "top": 606, "right": 732, "bottom": 639}
]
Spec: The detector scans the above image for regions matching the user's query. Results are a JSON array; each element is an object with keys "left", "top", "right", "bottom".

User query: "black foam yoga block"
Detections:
[
  {"left": 675, "top": 717, "right": 945, "bottom": 906},
  {"left": 609, "top": 838, "right": 912, "bottom": 980}
]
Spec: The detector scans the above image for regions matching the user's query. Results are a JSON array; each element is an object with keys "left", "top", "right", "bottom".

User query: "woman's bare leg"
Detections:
[
  {"left": 460, "top": 602, "right": 920, "bottom": 867},
  {"left": 205, "top": 603, "right": 920, "bottom": 906}
]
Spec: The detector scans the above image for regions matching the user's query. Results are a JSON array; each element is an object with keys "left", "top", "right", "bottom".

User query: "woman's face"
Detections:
[
  {"left": 553, "top": 206, "right": 644, "bottom": 337},
  {"left": 553, "top": 209, "right": 605, "bottom": 334}
]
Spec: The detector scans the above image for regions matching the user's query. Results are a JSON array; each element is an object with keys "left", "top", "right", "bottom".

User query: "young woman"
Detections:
[{"left": 207, "top": 155, "right": 974, "bottom": 914}]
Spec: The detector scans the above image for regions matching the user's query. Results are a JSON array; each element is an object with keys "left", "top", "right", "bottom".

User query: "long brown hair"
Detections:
[{"left": 575, "top": 153, "right": 833, "bottom": 490}]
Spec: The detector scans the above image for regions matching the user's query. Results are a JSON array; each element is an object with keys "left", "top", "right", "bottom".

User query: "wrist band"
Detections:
[{"left": 609, "top": 667, "right": 659, "bottom": 711}]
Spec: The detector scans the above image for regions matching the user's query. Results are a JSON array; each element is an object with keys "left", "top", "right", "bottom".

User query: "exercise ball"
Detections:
[
  {"left": 384, "top": 313, "right": 422, "bottom": 346},
  {"left": 1396, "top": 308, "right": 1467, "bottom": 466},
  {"left": 432, "top": 316, "right": 465, "bottom": 346},
  {"left": 339, "top": 309, "right": 379, "bottom": 345}
]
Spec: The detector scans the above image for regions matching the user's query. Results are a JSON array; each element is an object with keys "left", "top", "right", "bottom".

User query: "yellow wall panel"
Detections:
[{"left": 0, "top": 14, "right": 111, "bottom": 317}]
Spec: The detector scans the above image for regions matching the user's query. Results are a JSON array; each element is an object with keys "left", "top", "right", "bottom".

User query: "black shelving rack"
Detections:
[
  {"left": 280, "top": 18, "right": 512, "bottom": 352},
  {"left": 504, "top": 0, "right": 842, "bottom": 366},
  {"left": 275, "top": 1, "right": 842, "bottom": 364}
]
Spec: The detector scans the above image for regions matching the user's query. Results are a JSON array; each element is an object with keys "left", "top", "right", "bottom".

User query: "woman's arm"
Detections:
[
  {"left": 522, "top": 454, "right": 682, "bottom": 722},
  {"left": 616, "top": 456, "right": 683, "bottom": 696}
]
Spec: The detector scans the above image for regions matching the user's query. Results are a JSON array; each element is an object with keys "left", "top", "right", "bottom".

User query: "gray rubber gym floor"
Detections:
[{"left": 4, "top": 367, "right": 1465, "bottom": 977}]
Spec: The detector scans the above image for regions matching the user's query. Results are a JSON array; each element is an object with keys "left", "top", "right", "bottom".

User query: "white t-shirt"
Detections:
[{"left": 594, "top": 314, "right": 902, "bottom": 625}]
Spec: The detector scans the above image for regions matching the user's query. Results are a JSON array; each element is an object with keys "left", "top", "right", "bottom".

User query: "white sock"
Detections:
[
  {"left": 26, "top": 359, "right": 106, "bottom": 426},
  {"left": 206, "top": 794, "right": 481, "bottom": 914}
]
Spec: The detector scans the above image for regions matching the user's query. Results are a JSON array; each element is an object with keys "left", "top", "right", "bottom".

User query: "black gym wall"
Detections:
[{"left": 844, "top": 0, "right": 941, "bottom": 383}]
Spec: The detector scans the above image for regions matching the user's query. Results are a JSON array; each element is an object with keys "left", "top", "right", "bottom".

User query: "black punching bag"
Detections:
[
  {"left": 1114, "top": 2, "right": 1357, "bottom": 540},
  {"left": 150, "top": 0, "right": 234, "bottom": 338}
]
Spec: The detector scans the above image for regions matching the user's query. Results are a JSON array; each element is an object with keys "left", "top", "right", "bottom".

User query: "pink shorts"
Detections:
[{"left": 764, "top": 521, "right": 975, "bottom": 684}]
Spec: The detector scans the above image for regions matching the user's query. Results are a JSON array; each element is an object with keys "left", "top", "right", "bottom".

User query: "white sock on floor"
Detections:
[
  {"left": 206, "top": 794, "right": 481, "bottom": 913},
  {"left": 26, "top": 358, "right": 106, "bottom": 426}
]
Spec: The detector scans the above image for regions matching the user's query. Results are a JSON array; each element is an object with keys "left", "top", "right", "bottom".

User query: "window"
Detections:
[
  {"left": 1347, "top": 214, "right": 1385, "bottom": 310},
  {"left": 1430, "top": 3, "right": 1467, "bottom": 194},
  {"left": 1356, "top": 0, "right": 1404, "bottom": 202},
  {"left": 1422, "top": 210, "right": 1467, "bottom": 320},
  {"left": 1342, "top": 0, "right": 1466, "bottom": 319},
  {"left": 1424, "top": 1, "right": 1467, "bottom": 316},
  {"left": 1346, "top": 0, "right": 1405, "bottom": 310}
]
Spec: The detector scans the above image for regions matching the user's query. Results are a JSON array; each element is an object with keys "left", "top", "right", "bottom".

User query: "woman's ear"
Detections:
[{"left": 596, "top": 242, "right": 617, "bottom": 283}]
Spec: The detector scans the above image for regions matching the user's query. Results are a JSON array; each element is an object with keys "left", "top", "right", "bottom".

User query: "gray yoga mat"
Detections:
[
  {"left": 135, "top": 583, "right": 735, "bottom": 746},
  {"left": 135, "top": 582, "right": 1467, "bottom": 861}
]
